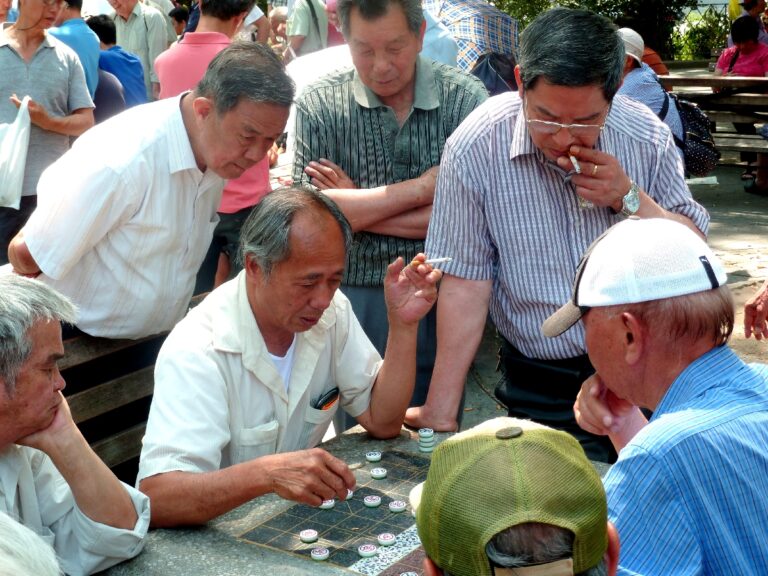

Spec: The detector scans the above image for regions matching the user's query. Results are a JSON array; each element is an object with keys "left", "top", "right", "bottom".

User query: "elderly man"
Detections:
[
  {"left": 0, "top": 0, "right": 93, "bottom": 265},
  {"left": 8, "top": 43, "right": 294, "bottom": 340},
  {"left": 293, "top": 0, "right": 487, "bottom": 427},
  {"left": 108, "top": 0, "right": 168, "bottom": 99},
  {"left": 0, "top": 275, "right": 149, "bottom": 576},
  {"left": 412, "top": 417, "right": 619, "bottom": 576},
  {"left": 406, "top": 8, "right": 709, "bottom": 462},
  {"left": 137, "top": 187, "right": 441, "bottom": 527},
  {"left": 545, "top": 217, "right": 768, "bottom": 574}
]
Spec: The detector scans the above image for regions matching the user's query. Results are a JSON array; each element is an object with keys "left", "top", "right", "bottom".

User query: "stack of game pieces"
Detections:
[{"left": 418, "top": 428, "right": 437, "bottom": 453}]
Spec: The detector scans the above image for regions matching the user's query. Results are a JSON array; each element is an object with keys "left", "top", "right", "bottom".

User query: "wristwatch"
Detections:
[{"left": 620, "top": 181, "right": 641, "bottom": 218}]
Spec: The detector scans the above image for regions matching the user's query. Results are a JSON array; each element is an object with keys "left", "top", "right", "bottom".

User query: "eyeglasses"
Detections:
[
  {"left": 39, "top": 0, "right": 65, "bottom": 6},
  {"left": 524, "top": 98, "right": 609, "bottom": 139}
]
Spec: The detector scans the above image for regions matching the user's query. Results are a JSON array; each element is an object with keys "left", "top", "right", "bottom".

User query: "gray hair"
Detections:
[
  {"left": 199, "top": 0, "right": 255, "bottom": 20},
  {"left": 0, "top": 513, "right": 61, "bottom": 576},
  {"left": 337, "top": 0, "right": 423, "bottom": 38},
  {"left": 239, "top": 186, "right": 353, "bottom": 278},
  {"left": 0, "top": 276, "right": 76, "bottom": 395},
  {"left": 518, "top": 8, "right": 624, "bottom": 101},
  {"left": 488, "top": 523, "right": 606, "bottom": 576},
  {"left": 195, "top": 41, "right": 295, "bottom": 116}
]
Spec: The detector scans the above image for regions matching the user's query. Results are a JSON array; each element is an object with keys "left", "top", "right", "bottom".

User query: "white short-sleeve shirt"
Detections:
[
  {"left": 137, "top": 272, "right": 382, "bottom": 482},
  {"left": 24, "top": 95, "right": 224, "bottom": 339}
]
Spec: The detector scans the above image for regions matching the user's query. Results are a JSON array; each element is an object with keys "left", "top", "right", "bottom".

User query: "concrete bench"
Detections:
[{"left": 713, "top": 133, "right": 768, "bottom": 155}]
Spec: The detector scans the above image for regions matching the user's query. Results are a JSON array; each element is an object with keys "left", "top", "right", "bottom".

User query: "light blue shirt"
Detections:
[
  {"left": 618, "top": 63, "right": 683, "bottom": 144},
  {"left": 604, "top": 346, "right": 768, "bottom": 575},
  {"left": 49, "top": 18, "right": 101, "bottom": 97},
  {"left": 422, "top": 9, "right": 458, "bottom": 67}
]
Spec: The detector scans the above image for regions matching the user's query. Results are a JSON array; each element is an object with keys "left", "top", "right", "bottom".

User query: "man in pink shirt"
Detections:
[{"left": 154, "top": 0, "right": 275, "bottom": 292}]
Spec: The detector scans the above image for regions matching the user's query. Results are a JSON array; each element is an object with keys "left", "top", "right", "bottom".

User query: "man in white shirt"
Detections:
[
  {"left": 0, "top": 275, "right": 150, "bottom": 576},
  {"left": 7, "top": 42, "right": 294, "bottom": 339},
  {"left": 137, "top": 186, "right": 442, "bottom": 527}
]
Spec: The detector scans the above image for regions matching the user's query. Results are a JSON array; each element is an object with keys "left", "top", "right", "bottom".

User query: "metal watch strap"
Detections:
[{"left": 620, "top": 181, "right": 641, "bottom": 218}]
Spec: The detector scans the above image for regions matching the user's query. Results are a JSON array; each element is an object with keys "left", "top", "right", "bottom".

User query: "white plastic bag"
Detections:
[{"left": 0, "top": 95, "right": 32, "bottom": 210}]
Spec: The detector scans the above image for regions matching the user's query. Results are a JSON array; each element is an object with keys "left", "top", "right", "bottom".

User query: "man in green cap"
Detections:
[{"left": 411, "top": 417, "right": 619, "bottom": 576}]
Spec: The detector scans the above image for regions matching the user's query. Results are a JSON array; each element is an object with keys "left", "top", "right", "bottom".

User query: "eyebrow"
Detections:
[{"left": 532, "top": 103, "right": 603, "bottom": 123}]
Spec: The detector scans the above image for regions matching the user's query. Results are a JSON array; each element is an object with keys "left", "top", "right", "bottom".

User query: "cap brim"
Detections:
[
  {"left": 408, "top": 481, "right": 424, "bottom": 517},
  {"left": 541, "top": 301, "right": 584, "bottom": 338}
]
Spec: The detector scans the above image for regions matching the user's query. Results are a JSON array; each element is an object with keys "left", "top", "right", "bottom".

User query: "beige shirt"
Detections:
[{"left": 112, "top": 1, "right": 168, "bottom": 98}]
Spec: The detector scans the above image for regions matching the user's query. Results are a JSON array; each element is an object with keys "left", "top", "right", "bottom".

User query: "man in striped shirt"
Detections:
[
  {"left": 407, "top": 8, "right": 709, "bottom": 462},
  {"left": 546, "top": 218, "right": 768, "bottom": 575},
  {"left": 292, "top": 0, "right": 487, "bottom": 428}
]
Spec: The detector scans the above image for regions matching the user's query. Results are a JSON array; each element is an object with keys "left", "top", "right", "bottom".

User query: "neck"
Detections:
[
  {"left": 180, "top": 93, "right": 207, "bottom": 172},
  {"left": 644, "top": 338, "right": 716, "bottom": 410},
  {"left": 196, "top": 14, "right": 240, "bottom": 38},
  {"left": 7, "top": 21, "right": 46, "bottom": 45}
]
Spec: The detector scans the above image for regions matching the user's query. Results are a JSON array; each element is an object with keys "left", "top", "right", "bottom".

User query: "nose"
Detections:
[
  {"left": 309, "top": 284, "right": 335, "bottom": 311},
  {"left": 551, "top": 125, "right": 576, "bottom": 149},
  {"left": 371, "top": 53, "right": 391, "bottom": 76},
  {"left": 244, "top": 140, "right": 270, "bottom": 163},
  {"left": 54, "top": 370, "right": 66, "bottom": 393}
]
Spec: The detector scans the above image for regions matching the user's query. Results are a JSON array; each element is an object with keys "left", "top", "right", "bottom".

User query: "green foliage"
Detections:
[
  {"left": 492, "top": 0, "right": 552, "bottom": 29},
  {"left": 671, "top": 7, "right": 730, "bottom": 60}
]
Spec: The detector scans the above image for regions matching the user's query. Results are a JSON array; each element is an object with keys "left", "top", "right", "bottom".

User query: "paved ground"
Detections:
[{"left": 460, "top": 163, "right": 768, "bottom": 429}]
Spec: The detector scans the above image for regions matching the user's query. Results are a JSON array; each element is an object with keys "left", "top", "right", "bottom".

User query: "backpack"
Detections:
[
  {"left": 470, "top": 53, "right": 518, "bottom": 97},
  {"left": 659, "top": 91, "right": 720, "bottom": 177}
]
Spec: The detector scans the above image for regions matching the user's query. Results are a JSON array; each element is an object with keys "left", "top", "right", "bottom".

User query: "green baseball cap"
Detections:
[{"left": 411, "top": 418, "right": 608, "bottom": 576}]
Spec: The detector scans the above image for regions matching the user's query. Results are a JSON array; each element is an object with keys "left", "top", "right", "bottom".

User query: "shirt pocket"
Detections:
[
  {"left": 296, "top": 402, "right": 338, "bottom": 450},
  {"left": 234, "top": 419, "right": 279, "bottom": 464}
]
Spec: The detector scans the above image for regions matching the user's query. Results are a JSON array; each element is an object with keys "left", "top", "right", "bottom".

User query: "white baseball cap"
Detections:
[
  {"left": 542, "top": 218, "right": 727, "bottom": 338},
  {"left": 617, "top": 27, "right": 644, "bottom": 65}
]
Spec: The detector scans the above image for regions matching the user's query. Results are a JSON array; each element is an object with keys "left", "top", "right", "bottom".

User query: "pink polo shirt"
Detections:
[{"left": 155, "top": 31, "right": 271, "bottom": 213}]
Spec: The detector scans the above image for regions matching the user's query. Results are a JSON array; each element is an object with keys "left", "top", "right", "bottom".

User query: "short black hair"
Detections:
[
  {"left": 86, "top": 14, "right": 117, "bottom": 45},
  {"left": 66, "top": 0, "right": 83, "bottom": 10},
  {"left": 200, "top": 0, "right": 256, "bottom": 20},
  {"left": 732, "top": 15, "right": 760, "bottom": 44},
  {"left": 168, "top": 5, "right": 189, "bottom": 23}
]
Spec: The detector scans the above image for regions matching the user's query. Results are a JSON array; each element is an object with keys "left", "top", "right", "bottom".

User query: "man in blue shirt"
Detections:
[
  {"left": 86, "top": 14, "right": 147, "bottom": 107},
  {"left": 49, "top": 0, "right": 101, "bottom": 97},
  {"left": 543, "top": 217, "right": 768, "bottom": 575}
]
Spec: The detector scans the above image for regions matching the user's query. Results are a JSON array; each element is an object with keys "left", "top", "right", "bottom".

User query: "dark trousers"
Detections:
[
  {"left": 495, "top": 336, "right": 616, "bottom": 463},
  {"left": 0, "top": 195, "right": 37, "bottom": 265}
]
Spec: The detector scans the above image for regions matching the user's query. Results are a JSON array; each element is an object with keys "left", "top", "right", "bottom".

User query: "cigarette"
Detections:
[
  {"left": 411, "top": 257, "right": 453, "bottom": 267},
  {"left": 569, "top": 155, "right": 581, "bottom": 174}
]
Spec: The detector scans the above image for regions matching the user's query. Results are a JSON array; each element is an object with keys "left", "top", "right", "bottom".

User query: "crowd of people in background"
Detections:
[{"left": 1, "top": 1, "right": 768, "bottom": 575}]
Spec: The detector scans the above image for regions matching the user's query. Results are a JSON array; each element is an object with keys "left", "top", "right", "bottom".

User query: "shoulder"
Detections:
[
  {"left": 447, "top": 91, "right": 518, "bottom": 149},
  {"left": 430, "top": 60, "right": 488, "bottom": 99},
  {"left": 296, "top": 65, "right": 356, "bottom": 103},
  {"left": 139, "top": 2, "right": 167, "bottom": 22},
  {"left": 606, "top": 95, "right": 670, "bottom": 146}
]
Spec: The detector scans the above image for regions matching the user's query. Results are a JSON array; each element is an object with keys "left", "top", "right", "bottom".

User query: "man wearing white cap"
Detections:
[
  {"left": 543, "top": 217, "right": 768, "bottom": 574},
  {"left": 616, "top": 28, "right": 684, "bottom": 157}
]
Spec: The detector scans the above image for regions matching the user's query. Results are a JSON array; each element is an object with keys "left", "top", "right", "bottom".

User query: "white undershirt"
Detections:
[{"left": 268, "top": 335, "right": 298, "bottom": 393}]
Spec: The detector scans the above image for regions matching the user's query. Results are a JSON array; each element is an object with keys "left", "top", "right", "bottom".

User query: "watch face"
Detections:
[{"left": 623, "top": 184, "right": 641, "bottom": 214}]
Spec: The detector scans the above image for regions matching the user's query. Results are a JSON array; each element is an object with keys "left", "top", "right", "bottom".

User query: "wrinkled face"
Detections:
[
  {"left": 246, "top": 210, "right": 346, "bottom": 344},
  {"left": 17, "top": 0, "right": 65, "bottom": 30},
  {"left": 519, "top": 77, "right": 611, "bottom": 162},
  {"left": 107, "top": 0, "right": 138, "bottom": 20},
  {"left": 347, "top": 4, "right": 424, "bottom": 103},
  {"left": 194, "top": 97, "right": 289, "bottom": 180},
  {"left": 0, "top": 321, "right": 66, "bottom": 442}
]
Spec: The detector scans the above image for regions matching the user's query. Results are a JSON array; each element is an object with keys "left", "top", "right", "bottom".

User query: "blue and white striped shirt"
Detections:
[
  {"left": 425, "top": 91, "right": 709, "bottom": 359},
  {"left": 604, "top": 346, "right": 768, "bottom": 575},
  {"left": 618, "top": 63, "right": 684, "bottom": 144}
]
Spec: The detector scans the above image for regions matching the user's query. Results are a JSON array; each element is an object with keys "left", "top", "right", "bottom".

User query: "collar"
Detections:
[
  {"left": 180, "top": 31, "right": 231, "bottom": 45},
  {"left": 652, "top": 346, "right": 739, "bottom": 419},
  {"left": 508, "top": 92, "right": 543, "bottom": 161},
  {"left": 167, "top": 92, "right": 203, "bottom": 174},
  {"left": 0, "top": 25, "right": 56, "bottom": 50},
  {"left": 352, "top": 56, "right": 439, "bottom": 111}
]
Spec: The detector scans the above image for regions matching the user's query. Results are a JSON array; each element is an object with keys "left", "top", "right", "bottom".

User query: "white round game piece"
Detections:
[
  {"left": 399, "top": 572, "right": 419, "bottom": 576},
  {"left": 299, "top": 529, "right": 318, "bottom": 543},
  {"left": 358, "top": 543, "right": 378, "bottom": 558},
  {"left": 346, "top": 488, "right": 354, "bottom": 499},
  {"left": 319, "top": 498, "right": 335, "bottom": 509},
  {"left": 388, "top": 500, "right": 407, "bottom": 513},
  {"left": 418, "top": 445, "right": 435, "bottom": 453},
  {"left": 377, "top": 532, "right": 396, "bottom": 546},
  {"left": 418, "top": 427, "right": 434, "bottom": 438},
  {"left": 311, "top": 547, "right": 330, "bottom": 561},
  {"left": 363, "top": 495, "right": 382, "bottom": 508},
  {"left": 370, "top": 467, "right": 387, "bottom": 479},
  {"left": 418, "top": 438, "right": 436, "bottom": 447},
  {"left": 365, "top": 450, "right": 382, "bottom": 462}
]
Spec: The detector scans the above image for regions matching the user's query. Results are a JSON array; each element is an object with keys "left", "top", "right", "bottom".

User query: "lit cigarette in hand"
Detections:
[
  {"left": 569, "top": 155, "right": 581, "bottom": 174},
  {"left": 411, "top": 257, "right": 453, "bottom": 267}
]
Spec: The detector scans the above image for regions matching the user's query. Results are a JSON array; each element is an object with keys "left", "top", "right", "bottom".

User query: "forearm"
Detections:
[
  {"left": 366, "top": 205, "right": 432, "bottom": 238},
  {"left": 360, "top": 323, "right": 420, "bottom": 438},
  {"left": 8, "top": 234, "right": 41, "bottom": 276},
  {"left": 47, "top": 429, "right": 138, "bottom": 529},
  {"left": 632, "top": 191, "right": 705, "bottom": 239},
  {"left": 607, "top": 408, "right": 648, "bottom": 453},
  {"left": 36, "top": 108, "right": 94, "bottom": 137},
  {"left": 324, "top": 179, "right": 433, "bottom": 232},
  {"left": 424, "top": 277, "right": 492, "bottom": 412},
  {"left": 139, "top": 460, "right": 274, "bottom": 527}
]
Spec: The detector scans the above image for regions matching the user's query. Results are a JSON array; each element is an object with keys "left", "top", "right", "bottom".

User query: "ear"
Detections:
[
  {"left": 191, "top": 96, "right": 214, "bottom": 123},
  {"left": 244, "top": 254, "right": 263, "bottom": 282},
  {"left": 422, "top": 556, "right": 443, "bottom": 576},
  {"left": 605, "top": 521, "right": 620, "bottom": 576},
  {"left": 416, "top": 17, "right": 426, "bottom": 50},
  {"left": 620, "top": 311, "right": 645, "bottom": 366},
  {"left": 514, "top": 65, "right": 523, "bottom": 98}
]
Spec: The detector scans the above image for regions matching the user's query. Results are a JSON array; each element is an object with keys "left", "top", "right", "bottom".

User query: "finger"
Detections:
[
  {"left": 568, "top": 145, "right": 605, "bottom": 164},
  {"left": 318, "top": 158, "right": 344, "bottom": 172},
  {"left": 318, "top": 450, "right": 356, "bottom": 493}
]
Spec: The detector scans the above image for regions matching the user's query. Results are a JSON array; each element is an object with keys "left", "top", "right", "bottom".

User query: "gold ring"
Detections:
[{"left": 592, "top": 164, "right": 598, "bottom": 176}]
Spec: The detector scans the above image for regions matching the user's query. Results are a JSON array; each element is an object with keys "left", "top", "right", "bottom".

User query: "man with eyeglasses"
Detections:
[
  {"left": 0, "top": 0, "right": 94, "bottom": 266},
  {"left": 405, "top": 7, "right": 709, "bottom": 463}
]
